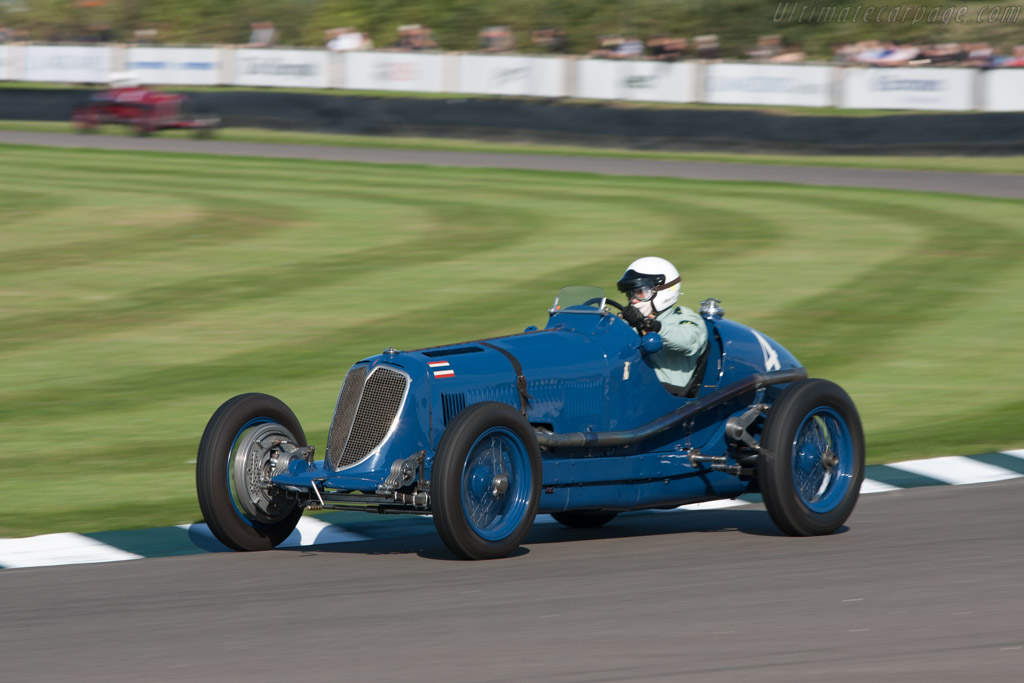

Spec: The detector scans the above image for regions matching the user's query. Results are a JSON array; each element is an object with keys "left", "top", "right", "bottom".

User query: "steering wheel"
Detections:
[{"left": 583, "top": 297, "right": 626, "bottom": 313}]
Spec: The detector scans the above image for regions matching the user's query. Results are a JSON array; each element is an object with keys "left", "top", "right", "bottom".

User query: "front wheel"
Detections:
[
  {"left": 432, "top": 402, "right": 541, "bottom": 560},
  {"left": 759, "top": 379, "right": 865, "bottom": 536},
  {"left": 196, "top": 393, "right": 305, "bottom": 551}
]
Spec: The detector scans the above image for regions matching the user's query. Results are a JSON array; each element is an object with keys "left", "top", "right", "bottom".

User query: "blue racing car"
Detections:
[{"left": 196, "top": 287, "right": 865, "bottom": 560}]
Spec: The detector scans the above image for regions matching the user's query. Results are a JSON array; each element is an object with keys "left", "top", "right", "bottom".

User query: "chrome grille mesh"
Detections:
[
  {"left": 326, "top": 366, "right": 368, "bottom": 470},
  {"left": 326, "top": 366, "right": 408, "bottom": 470}
]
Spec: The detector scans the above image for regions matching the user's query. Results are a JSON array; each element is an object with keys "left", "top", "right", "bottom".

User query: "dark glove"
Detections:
[
  {"left": 622, "top": 306, "right": 662, "bottom": 334},
  {"left": 621, "top": 305, "right": 645, "bottom": 330},
  {"left": 643, "top": 318, "right": 662, "bottom": 334}
]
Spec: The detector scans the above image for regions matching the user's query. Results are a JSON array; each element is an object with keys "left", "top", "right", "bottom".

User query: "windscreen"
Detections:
[{"left": 551, "top": 285, "right": 606, "bottom": 311}]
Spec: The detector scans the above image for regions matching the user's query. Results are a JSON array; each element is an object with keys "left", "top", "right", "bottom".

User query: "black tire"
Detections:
[
  {"left": 71, "top": 105, "right": 99, "bottom": 133},
  {"left": 551, "top": 510, "right": 619, "bottom": 528},
  {"left": 760, "top": 379, "right": 865, "bottom": 536},
  {"left": 196, "top": 393, "right": 305, "bottom": 551},
  {"left": 193, "top": 112, "right": 221, "bottom": 139},
  {"left": 432, "top": 402, "right": 542, "bottom": 560}
]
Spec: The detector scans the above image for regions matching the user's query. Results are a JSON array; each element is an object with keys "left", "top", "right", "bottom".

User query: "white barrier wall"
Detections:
[
  {"left": 841, "top": 67, "right": 975, "bottom": 111},
  {"left": 126, "top": 47, "right": 221, "bottom": 86},
  {"left": 10, "top": 45, "right": 1024, "bottom": 113},
  {"left": 235, "top": 49, "right": 329, "bottom": 89},
  {"left": 23, "top": 45, "right": 111, "bottom": 83},
  {"left": 576, "top": 59, "right": 697, "bottom": 103},
  {"left": 0, "top": 45, "right": 8, "bottom": 81},
  {"left": 344, "top": 51, "right": 445, "bottom": 92},
  {"left": 705, "top": 63, "right": 835, "bottom": 107},
  {"left": 981, "top": 69, "right": 1024, "bottom": 111},
  {"left": 458, "top": 55, "right": 566, "bottom": 97}
]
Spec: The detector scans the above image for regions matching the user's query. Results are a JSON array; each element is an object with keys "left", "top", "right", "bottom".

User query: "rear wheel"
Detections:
[
  {"left": 760, "top": 379, "right": 864, "bottom": 536},
  {"left": 432, "top": 402, "right": 541, "bottom": 560},
  {"left": 551, "top": 510, "right": 618, "bottom": 528},
  {"left": 196, "top": 393, "right": 305, "bottom": 551},
  {"left": 71, "top": 105, "right": 99, "bottom": 133}
]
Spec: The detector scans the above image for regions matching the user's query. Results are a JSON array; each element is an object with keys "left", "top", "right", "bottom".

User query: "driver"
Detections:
[{"left": 617, "top": 257, "right": 708, "bottom": 394}]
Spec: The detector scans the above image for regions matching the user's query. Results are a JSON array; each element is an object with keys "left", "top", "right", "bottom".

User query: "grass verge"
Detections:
[{"left": 1, "top": 144, "right": 1022, "bottom": 537}]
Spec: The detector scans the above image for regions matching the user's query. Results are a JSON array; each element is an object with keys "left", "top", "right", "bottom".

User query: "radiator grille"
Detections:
[
  {"left": 327, "top": 366, "right": 408, "bottom": 470},
  {"left": 326, "top": 366, "right": 368, "bottom": 470}
]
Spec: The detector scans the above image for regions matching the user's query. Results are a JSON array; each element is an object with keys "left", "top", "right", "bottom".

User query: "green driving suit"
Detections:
[{"left": 650, "top": 305, "right": 708, "bottom": 390}]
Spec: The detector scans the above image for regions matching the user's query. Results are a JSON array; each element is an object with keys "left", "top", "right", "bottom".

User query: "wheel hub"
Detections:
[
  {"left": 821, "top": 450, "right": 839, "bottom": 469},
  {"left": 491, "top": 474, "right": 509, "bottom": 497},
  {"left": 231, "top": 423, "right": 299, "bottom": 522}
]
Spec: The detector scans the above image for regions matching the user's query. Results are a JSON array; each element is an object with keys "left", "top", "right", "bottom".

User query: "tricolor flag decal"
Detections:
[{"left": 428, "top": 361, "right": 455, "bottom": 378}]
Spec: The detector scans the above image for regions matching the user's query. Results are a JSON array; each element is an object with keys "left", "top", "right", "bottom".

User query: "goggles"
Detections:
[
  {"left": 629, "top": 284, "right": 656, "bottom": 302},
  {"left": 617, "top": 271, "right": 682, "bottom": 302}
]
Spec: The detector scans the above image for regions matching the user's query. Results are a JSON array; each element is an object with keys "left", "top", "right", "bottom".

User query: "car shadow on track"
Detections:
[
  {"left": 530, "top": 508, "right": 792, "bottom": 543},
  {"left": 276, "top": 507, "right": 833, "bottom": 561}
]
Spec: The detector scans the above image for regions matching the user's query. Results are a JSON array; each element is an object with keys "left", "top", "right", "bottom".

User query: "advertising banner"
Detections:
[
  {"left": 841, "top": 67, "right": 974, "bottom": 111},
  {"left": 125, "top": 47, "right": 220, "bottom": 86},
  {"left": 23, "top": 45, "right": 111, "bottom": 83},
  {"left": 576, "top": 59, "right": 697, "bottom": 103},
  {"left": 344, "top": 51, "right": 445, "bottom": 92},
  {"left": 234, "top": 49, "right": 329, "bottom": 89},
  {"left": 981, "top": 69, "right": 1024, "bottom": 112},
  {"left": 458, "top": 55, "right": 566, "bottom": 97},
  {"left": 705, "top": 63, "right": 834, "bottom": 107}
]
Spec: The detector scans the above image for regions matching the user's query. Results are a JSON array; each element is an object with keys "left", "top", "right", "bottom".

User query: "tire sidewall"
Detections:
[
  {"left": 432, "top": 402, "right": 541, "bottom": 560},
  {"left": 760, "top": 379, "right": 865, "bottom": 536},
  {"left": 196, "top": 393, "right": 305, "bottom": 551}
]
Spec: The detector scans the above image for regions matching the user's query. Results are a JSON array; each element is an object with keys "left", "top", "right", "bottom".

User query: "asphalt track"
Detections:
[
  {"left": 2, "top": 132, "right": 1022, "bottom": 682},
  {"left": 0, "top": 479, "right": 1021, "bottom": 682},
  {"left": 2, "top": 130, "right": 1024, "bottom": 200}
]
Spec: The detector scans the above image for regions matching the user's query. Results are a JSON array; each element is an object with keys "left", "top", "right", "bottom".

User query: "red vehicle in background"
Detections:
[{"left": 72, "top": 73, "right": 220, "bottom": 136}]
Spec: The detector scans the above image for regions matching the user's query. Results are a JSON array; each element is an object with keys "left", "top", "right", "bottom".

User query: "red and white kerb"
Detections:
[{"left": 428, "top": 361, "right": 455, "bottom": 378}]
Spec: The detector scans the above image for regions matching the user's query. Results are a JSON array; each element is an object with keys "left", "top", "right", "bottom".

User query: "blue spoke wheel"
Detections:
[
  {"left": 432, "top": 402, "right": 541, "bottom": 560},
  {"left": 759, "top": 379, "right": 865, "bottom": 536},
  {"left": 196, "top": 393, "right": 305, "bottom": 551}
]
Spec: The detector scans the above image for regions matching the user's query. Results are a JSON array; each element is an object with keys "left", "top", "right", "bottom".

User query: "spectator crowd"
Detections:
[
  {"left": 2, "top": 15, "right": 1023, "bottom": 69},
  {"left": 323, "top": 23, "right": 1024, "bottom": 69}
]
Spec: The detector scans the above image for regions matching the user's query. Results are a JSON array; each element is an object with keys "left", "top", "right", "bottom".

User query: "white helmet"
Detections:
[{"left": 616, "top": 257, "right": 681, "bottom": 314}]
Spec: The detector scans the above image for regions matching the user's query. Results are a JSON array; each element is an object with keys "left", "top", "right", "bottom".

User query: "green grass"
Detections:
[
  {"left": 5, "top": 119, "right": 1024, "bottom": 175},
  {"left": 1, "top": 143, "right": 1023, "bottom": 538}
]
